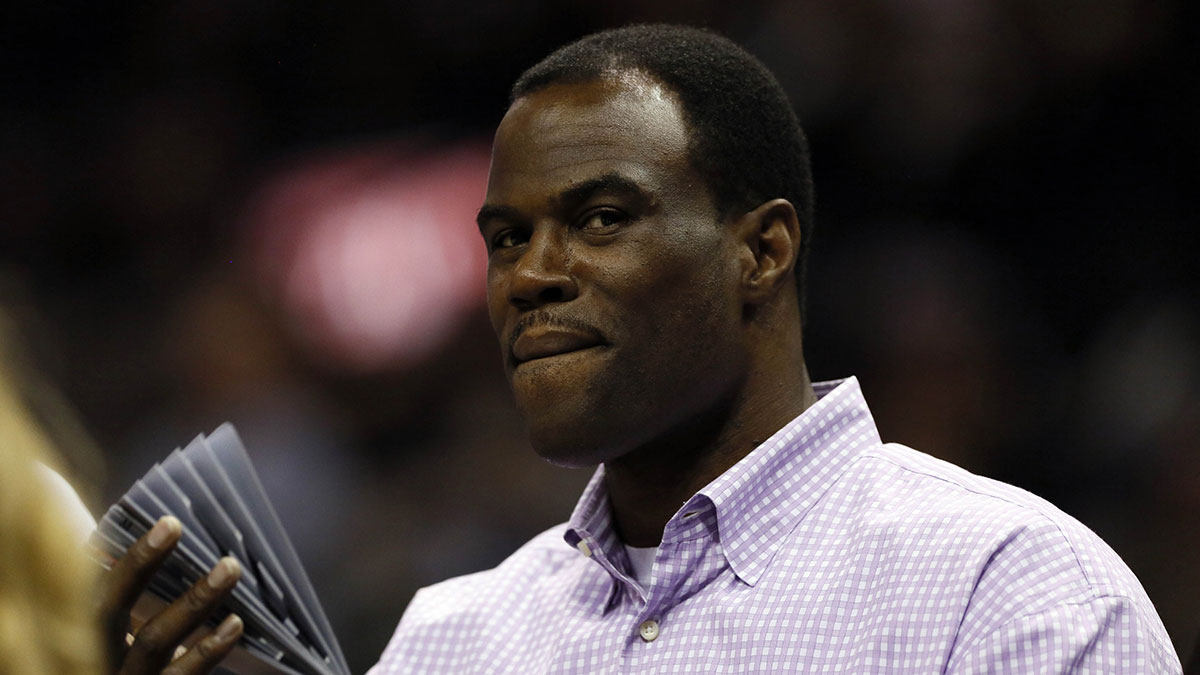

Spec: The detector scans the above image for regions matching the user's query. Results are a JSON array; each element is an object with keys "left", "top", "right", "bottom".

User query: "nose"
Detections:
[{"left": 507, "top": 226, "right": 579, "bottom": 309}]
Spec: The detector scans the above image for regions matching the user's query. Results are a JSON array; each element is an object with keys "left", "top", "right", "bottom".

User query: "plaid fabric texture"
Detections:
[{"left": 371, "top": 377, "right": 1180, "bottom": 673}]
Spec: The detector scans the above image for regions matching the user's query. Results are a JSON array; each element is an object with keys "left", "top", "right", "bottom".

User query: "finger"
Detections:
[
  {"left": 99, "top": 516, "right": 182, "bottom": 615},
  {"left": 161, "top": 614, "right": 243, "bottom": 675},
  {"left": 119, "top": 557, "right": 242, "bottom": 675},
  {"left": 99, "top": 517, "right": 183, "bottom": 658}
]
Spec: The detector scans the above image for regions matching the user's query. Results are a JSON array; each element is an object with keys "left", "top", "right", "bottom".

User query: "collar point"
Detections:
[
  {"left": 733, "top": 570, "right": 761, "bottom": 587},
  {"left": 727, "top": 559, "right": 764, "bottom": 587}
]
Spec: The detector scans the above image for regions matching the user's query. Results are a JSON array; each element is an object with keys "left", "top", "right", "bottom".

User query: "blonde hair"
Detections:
[{"left": 0, "top": 347, "right": 102, "bottom": 674}]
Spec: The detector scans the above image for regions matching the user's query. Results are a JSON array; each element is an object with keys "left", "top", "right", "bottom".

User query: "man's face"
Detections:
[{"left": 479, "top": 74, "right": 749, "bottom": 467}]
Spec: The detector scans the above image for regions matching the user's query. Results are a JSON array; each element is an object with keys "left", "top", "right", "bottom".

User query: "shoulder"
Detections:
[
  {"left": 842, "top": 443, "right": 1148, "bottom": 598},
  {"left": 372, "top": 522, "right": 588, "bottom": 671},
  {"left": 402, "top": 523, "right": 579, "bottom": 623},
  {"left": 844, "top": 444, "right": 1176, "bottom": 666},
  {"left": 852, "top": 443, "right": 1142, "bottom": 598}
]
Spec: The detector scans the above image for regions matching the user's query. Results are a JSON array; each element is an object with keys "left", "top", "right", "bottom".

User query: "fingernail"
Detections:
[
  {"left": 172, "top": 645, "right": 188, "bottom": 661},
  {"left": 207, "top": 557, "right": 241, "bottom": 589},
  {"left": 147, "top": 516, "right": 181, "bottom": 549},
  {"left": 215, "top": 614, "right": 243, "bottom": 641}
]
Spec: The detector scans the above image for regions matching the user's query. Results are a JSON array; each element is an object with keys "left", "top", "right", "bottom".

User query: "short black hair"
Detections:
[{"left": 512, "top": 23, "right": 815, "bottom": 324}]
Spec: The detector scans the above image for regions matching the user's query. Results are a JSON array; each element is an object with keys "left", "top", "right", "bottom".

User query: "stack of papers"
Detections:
[{"left": 91, "top": 423, "right": 349, "bottom": 675}]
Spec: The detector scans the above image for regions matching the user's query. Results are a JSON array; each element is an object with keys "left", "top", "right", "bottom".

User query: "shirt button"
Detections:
[
  {"left": 639, "top": 619, "right": 660, "bottom": 642},
  {"left": 575, "top": 540, "right": 592, "bottom": 557}
]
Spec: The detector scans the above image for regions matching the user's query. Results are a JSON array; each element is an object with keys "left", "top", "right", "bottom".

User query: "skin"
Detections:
[
  {"left": 480, "top": 72, "right": 817, "bottom": 546},
  {"left": 101, "top": 71, "right": 821, "bottom": 673},
  {"left": 98, "top": 516, "right": 243, "bottom": 675}
]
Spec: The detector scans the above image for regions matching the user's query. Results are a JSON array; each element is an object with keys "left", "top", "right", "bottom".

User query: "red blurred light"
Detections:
[{"left": 245, "top": 142, "right": 490, "bottom": 371}]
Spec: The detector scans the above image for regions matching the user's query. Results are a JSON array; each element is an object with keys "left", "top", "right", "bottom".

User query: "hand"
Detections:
[{"left": 97, "top": 516, "right": 245, "bottom": 674}]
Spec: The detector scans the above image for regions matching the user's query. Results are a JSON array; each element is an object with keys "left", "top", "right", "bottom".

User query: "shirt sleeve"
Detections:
[{"left": 946, "top": 594, "right": 1182, "bottom": 674}]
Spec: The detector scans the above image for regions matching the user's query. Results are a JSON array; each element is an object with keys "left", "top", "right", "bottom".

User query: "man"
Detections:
[
  {"left": 369, "top": 24, "right": 1181, "bottom": 673},
  {"left": 105, "top": 24, "right": 1180, "bottom": 674}
]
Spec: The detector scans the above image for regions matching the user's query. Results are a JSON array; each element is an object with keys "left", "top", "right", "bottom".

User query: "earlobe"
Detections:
[{"left": 738, "top": 199, "right": 801, "bottom": 304}]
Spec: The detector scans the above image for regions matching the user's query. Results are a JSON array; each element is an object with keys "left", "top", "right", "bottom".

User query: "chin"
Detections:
[
  {"left": 508, "top": 362, "right": 619, "bottom": 467},
  {"left": 523, "top": 416, "right": 625, "bottom": 468}
]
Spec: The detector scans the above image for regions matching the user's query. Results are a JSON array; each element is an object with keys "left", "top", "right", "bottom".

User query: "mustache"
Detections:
[{"left": 507, "top": 311, "right": 606, "bottom": 360}]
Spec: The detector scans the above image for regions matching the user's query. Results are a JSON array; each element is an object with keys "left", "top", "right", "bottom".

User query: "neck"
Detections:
[{"left": 604, "top": 357, "right": 817, "bottom": 547}]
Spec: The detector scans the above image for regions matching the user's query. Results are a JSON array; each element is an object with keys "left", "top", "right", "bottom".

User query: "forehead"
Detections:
[{"left": 487, "top": 75, "right": 694, "bottom": 202}]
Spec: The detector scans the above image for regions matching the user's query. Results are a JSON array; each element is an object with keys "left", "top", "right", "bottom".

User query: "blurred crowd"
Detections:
[{"left": 2, "top": 1, "right": 1196, "bottom": 670}]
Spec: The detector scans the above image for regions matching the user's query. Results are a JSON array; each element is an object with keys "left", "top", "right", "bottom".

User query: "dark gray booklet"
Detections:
[{"left": 90, "top": 423, "right": 350, "bottom": 675}]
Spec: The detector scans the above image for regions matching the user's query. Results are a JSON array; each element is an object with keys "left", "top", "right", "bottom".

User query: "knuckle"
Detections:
[
  {"left": 133, "top": 622, "right": 168, "bottom": 650},
  {"left": 192, "top": 637, "right": 220, "bottom": 662},
  {"left": 105, "top": 548, "right": 164, "bottom": 603},
  {"left": 126, "top": 538, "right": 161, "bottom": 567},
  {"left": 162, "top": 635, "right": 226, "bottom": 674},
  {"left": 183, "top": 581, "right": 216, "bottom": 611}
]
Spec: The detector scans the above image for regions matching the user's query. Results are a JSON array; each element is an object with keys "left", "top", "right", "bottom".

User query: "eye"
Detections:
[
  {"left": 491, "top": 228, "right": 529, "bottom": 250},
  {"left": 578, "top": 209, "right": 627, "bottom": 232}
]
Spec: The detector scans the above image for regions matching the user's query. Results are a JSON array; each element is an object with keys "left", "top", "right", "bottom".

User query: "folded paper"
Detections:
[{"left": 92, "top": 423, "right": 349, "bottom": 675}]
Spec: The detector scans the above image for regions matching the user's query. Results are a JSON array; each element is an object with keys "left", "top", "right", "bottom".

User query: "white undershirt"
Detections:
[{"left": 623, "top": 544, "right": 658, "bottom": 586}]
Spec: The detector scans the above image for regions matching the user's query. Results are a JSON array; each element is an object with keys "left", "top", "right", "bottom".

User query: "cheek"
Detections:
[
  {"left": 485, "top": 267, "right": 508, "bottom": 337},
  {"left": 631, "top": 228, "right": 735, "bottom": 312},
  {"left": 600, "top": 229, "right": 740, "bottom": 351}
]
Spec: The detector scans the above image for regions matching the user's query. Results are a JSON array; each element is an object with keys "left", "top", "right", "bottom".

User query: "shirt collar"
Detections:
[
  {"left": 564, "top": 377, "right": 881, "bottom": 587},
  {"left": 564, "top": 468, "right": 620, "bottom": 558}
]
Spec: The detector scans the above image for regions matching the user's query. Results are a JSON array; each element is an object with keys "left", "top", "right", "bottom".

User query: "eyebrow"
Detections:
[
  {"left": 557, "top": 172, "right": 649, "bottom": 207},
  {"left": 475, "top": 204, "right": 523, "bottom": 230},
  {"left": 476, "top": 172, "right": 651, "bottom": 230}
]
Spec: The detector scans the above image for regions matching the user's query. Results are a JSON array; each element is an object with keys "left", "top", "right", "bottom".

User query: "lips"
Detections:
[{"left": 511, "top": 326, "right": 605, "bottom": 365}]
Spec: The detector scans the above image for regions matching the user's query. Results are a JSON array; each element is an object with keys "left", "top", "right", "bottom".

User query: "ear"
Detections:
[{"left": 734, "top": 199, "right": 801, "bottom": 305}]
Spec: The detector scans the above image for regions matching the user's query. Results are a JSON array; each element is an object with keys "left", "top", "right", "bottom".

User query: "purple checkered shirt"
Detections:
[{"left": 371, "top": 377, "right": 1180, "bottom": 673}]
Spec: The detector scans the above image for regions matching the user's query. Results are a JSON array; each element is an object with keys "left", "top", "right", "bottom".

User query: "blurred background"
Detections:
[{"left": 2, "top": 0, "right": 1196, "bottom": 670}]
